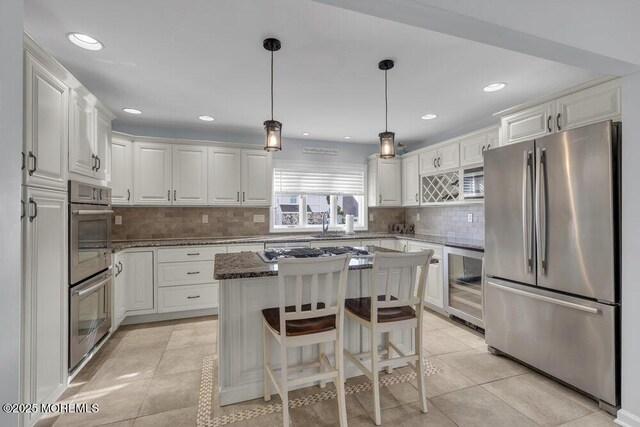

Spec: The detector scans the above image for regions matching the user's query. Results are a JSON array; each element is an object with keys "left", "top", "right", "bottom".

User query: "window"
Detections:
[{"left": 271, "top": 161, "right": 367, "bottom": 232}]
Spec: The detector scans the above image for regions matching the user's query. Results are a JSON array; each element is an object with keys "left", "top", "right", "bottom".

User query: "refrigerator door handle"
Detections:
[
  {"left": 522, "top": 151, "right": 533, "bottom": 272},
  {"left": 535, "top": 147, "right": 548, "bottom": 274},
  {"left": 487, "top": 281, "right": 599, "bottom": 314}
]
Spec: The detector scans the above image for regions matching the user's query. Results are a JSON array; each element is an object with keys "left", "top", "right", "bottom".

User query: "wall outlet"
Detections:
[
  {"left": 202, "top": 214, "right": 208, "bottom": 224},
  {"left": 253, "top": 214, "right": 265, "bottom": 223},
  {"left": 416, "top": 213, "right": 421, "bottom": 221},
  {"left": 114, "top": 215, "right": 122, "bottom": 225},
  {"left": 369, "top": 213, "right": 374, "bottom": 222},
  {"left": 467, "top": 213, "right": 473, "bottom": 223}
]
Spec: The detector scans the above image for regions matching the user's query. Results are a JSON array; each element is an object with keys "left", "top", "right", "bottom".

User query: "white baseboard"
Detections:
[{"left": 616, "top": 409, "right": 640, "bottom": 427}]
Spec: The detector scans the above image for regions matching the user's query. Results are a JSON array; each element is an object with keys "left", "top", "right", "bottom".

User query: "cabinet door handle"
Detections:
[
  {"left": 487, "top": 143, "right": 491, "bottom": 149},
  {"left": 187, "top": 252, "right": 200, "bottom": 256},
  {"left": 22, "top": 152, "right": 25, "bottom": 170},
  {"left": 96, "top": 156, "right": 101, "bottom": 172},
  {"left": 556, "top": 113, "right": 562, "bottom": 131},
  {"left": 547, "top": 115, "right": 552, "bottom": 132},
  {"left": 433, "top": 158, "right": 436, "bottom": 168},
  {"left": 174, "top": 190, "right": 177, "bottom": 201},
  {"left": 91, "top": 154, "right": 96, "bottom": 171},
  {"left": 438, "top": 157, "right": 442, "bottom": 167},
  {"left": 28, "top": 151, "right": 37, "bottom": 176},
  {"left": 92, "top": 188, "right": 96, "bottom": 200},
  {"left": 21, "top": 200, "right": 25, "bottom": 220},
  {"left": 28, "top": 198, "right": 37, "bottom": 222},
  {"left": 168, "top": 190, "right": 171, "bottom": 201},
  {"left": 98, "top": 189, "right": 102, "bottom": 200},
  {"left": 379, "top": 194, "right": 382, "bottom": 204},
  {"left": 237, "top": 191, "right": 240, "bottom": 202},
  {"left": 127, "top": 189, "right": 131, "bottom": 201},
  {"left": 187, "top": 295, "right": 201, "bottom": 299},
  {"left": 242, "top": 192, "right": 245, "bottom": 202},
  {"left": 187, "top": 271, "right": 200, "bottom": 275},
  {"left": 415, "top": 193, "right": 418, "bottom": 202}
]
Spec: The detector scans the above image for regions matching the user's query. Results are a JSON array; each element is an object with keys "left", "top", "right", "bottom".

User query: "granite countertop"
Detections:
[
  {"left": 112, "top": 232, "right": 483, "bottom": 252},
  {"left": 214, "top": 246, "right": 401, "bottom": 280}
]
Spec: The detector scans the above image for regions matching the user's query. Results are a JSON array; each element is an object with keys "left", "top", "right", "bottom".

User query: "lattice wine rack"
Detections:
[{"left": 421, "top": 170, "right": 460, "bottom": 204}]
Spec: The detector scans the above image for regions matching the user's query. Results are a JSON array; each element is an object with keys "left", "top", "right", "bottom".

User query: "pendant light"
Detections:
[
  {"left": 263, "top": 38, "right": 282, "bottom": 152},
  {"left": 378, "top": 59, "right": 395, "bottom": 159}
]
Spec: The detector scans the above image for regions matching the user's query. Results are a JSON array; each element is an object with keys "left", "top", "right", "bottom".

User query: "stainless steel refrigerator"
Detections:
[{"left": 484, "top": 120, "right": 620, "bottom": 410}]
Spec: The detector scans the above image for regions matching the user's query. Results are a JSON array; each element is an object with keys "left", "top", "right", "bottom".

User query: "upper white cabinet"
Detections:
[
  {"left": 208, "top": 147, "right": 242, "bottom": 205},
  {"left": 95, "top": 109, "right": 112, "bottom": 182},
  {"left": 111, "top": 138, "right": 133, "bottom": 205},
  {"left": 207, "top": 147, "right": 272, "bottom": 206},
  {"left": 69, "top": 90, "right": 96, "bottom": 177},
  {"left": 23, "top": 52, "right": 68, "bottom": 191},
  {"left": 555, "top": 79, "right": 621, "bottom": 131},
  {"left": 241, "top": 150, "right": 272, "bottom": 206},
  {"left": 133, "top": 142, "right": 173, "bottom": 205},
  {"left": 69, "top": 89, "right": 113, "bottom": 181},
  {"left": 401, "top": 155, "right": 419, "bottom": 206},
  {"left": 500, "top": 79, "right": 621, "bottom": 146},
  {"left": 419, "top": 144, "right": 459, "bottom": 174},
  {"left": 22, "top": 187, "right": 67, "bottom": 424},
  {"left": 173, "top": 145, "right": 208, "bottom": 205},
  {"left": 368, "top": 157, "right": 402, "bottom": 207},
  {"left": 459, "top": 130, "right": 497, "bottom": 167}
]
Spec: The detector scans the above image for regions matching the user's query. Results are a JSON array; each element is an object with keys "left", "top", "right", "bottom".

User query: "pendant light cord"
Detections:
[
  {"left": 271, "top": 50, "right": 274, "bottom": 121},
  {"left": 384, "top": 69, "right": 388, "bottom": 132}
]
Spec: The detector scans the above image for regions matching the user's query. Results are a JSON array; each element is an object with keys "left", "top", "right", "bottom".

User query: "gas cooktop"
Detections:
[{"left": 258, "top": 246, "right": 373, "bottom": 263}]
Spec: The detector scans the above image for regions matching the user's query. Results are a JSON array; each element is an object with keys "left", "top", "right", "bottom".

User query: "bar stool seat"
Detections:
[
  {"left": 262, "top": 303, "right": 336, "bottom": 336},
  {"left": 344, "top": 295, "right": 416, "bottom": 323}
]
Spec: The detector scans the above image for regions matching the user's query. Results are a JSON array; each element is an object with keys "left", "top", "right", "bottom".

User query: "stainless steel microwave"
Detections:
[{"left": 462, "top": 167, "right": 484, "bottom": 200}]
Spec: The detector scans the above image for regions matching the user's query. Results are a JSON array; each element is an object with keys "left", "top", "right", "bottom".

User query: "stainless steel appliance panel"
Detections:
[
  {"left": 69, "top": 203, "right": 113, "bottom": 284},
  {"left": 485, "top": 278, "right": 617, "bottom": 406},
  {"left": 444, "top": 246, "right": 485, "bottom": 327},
  {"left": 535, "top": 121, "right": 615, "bottom": 302},
  {"left": 69, "top": 271, "right": 112, "bottom": 371},
  {"left": 484, "top": 140, "right": 535, "bottom": 286},
  {"left": 69, "top": 180, "right": 111, "bottom": 205}
]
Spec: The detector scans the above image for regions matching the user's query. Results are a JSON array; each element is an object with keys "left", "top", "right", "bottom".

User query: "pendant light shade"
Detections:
[
  {"left": 263, "top": 38, "right": 282, "bottom": 152},
  {"left": 378, "top": 59, "right": 396, "bottom": 159},
  {"left": 264, "top": 119, "right": 282, "bottom": 152}
]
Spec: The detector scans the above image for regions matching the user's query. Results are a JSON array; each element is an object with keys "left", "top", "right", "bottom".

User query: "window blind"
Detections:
[{"left": 273, "top": 161, "right": 366, "bottom": 195}]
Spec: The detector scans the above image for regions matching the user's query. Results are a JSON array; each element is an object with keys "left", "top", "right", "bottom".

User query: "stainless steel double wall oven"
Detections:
[{"left": 68, "top": 181, "right": 113, "bottom": 372}]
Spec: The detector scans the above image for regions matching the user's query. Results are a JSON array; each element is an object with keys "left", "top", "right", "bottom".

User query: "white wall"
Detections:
[
  {"left": 0, "top": 0, "right": 23, "bottom": 426},
  {"left": 619, "top": 72, "right": 640, "bottom": 427}
]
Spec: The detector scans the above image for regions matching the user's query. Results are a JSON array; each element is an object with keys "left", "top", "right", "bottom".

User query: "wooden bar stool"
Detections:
[
  {"left": 262, "top": 254, "right": 351, "bottom": 426},
  {"left": 343, "top": 251, "right": 434, "bottom": 426}
]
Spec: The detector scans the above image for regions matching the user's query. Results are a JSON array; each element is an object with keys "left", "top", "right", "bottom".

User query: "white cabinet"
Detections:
[
  {"left": 407, "top": 241, "right": 444, "bottom": 310},
  {"left": 111, "top": 138, "right": 133, "bottom": 205},
  {"left": 311, "top": 240, "right": 361, "bottom": 248},
  {"left": 459, "top": 134, "right": 487, "bottom": 167},
  {"left": 500, "top": 102, "right": 554, "bottom": 146},
  {"left": 133, "top": 142, "right": 172, "bottom": 205},
  {"left": 241, "top": 150, "right": 272, "bottom": 206},
  {"left": 124, "top": 251, "right": 154, "bottom": 312},
  {"left": 227, "top": 243, "right": 265, "bottom": 253},
  {"left": 94, "top": 109, "right": 112, "bottom": 181},
  {"left": 207, "top": 148, "right": 272, "bottom": 206},
  {"left": 419, "top": 145, "right": 459, "bottom": 173},
  {"left": 368, "top": 157, "right": 402, "bottom": 207},
  {"left": 378, "top": 239, "right": 398, "bottom": 250},
  {"left": 69, "top": 90, "right": 96, "bottom": 177},
  {"left": 22, "top": 187, "right": 67, "bottom": 423},
  {"left": 113, "top": 253, "right": 127, "bottom": 328},
  {"left": 401, "top": 155, "right": 419, "bottom": 206},
  {"left": 208, "top": 147, "right": 242, "bottom": 205},
  {"left": 555, "top": 80, "right": 621, "bottom": 131},
  {"left": 23, "top": 52, "right": 68, "bottom": 191},
  {"left": 173, "top": 145, "right": 208, "bottom": 205}
]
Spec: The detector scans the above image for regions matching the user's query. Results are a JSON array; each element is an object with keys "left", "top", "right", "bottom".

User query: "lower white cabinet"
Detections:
[
  {"left": 113, "top": 252, "right": 127, "bottom": 328},
  {"left": 378, "top": 239, "right": 397, "bottom": 250},
  {"left": 158, "top": 261, "right": 214, "bottom": 287},
  {"left": 124, "top": 251, "right": 154, "bottom": 311},
  {"left": 227, "top": 243, "right": 265, "bottom": 253},
  {"left": 158, "top": 283, "right": 219, "bottom": 313},
  {"left": 22, "top": 187, "right": 67, "bottom": 426},
  {"left": 407, "top": 241, "right": 444, "bottom": 310},
  {"left": 311, "top": 240, "right": 361, "bottom": 248}
]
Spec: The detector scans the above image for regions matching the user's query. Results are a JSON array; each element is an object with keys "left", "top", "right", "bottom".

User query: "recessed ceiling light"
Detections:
[
  {"left": 122, "top": 108, "right": 142, "bottom": 115},
  {"left": 483, "top": 82, "right": 507, "bottom": 92},
  {"left": 198, "top": 115, "right": 215, "bottom": 122},
  {"left": 302, "top": 132, "right": 310, "bottom": 136},
  {"left": 344, "top": 136, "right": 352, "bottom": 140},
  {"left": 66, "top": 33, "right": 103, "bottom": 51},
  {"left": 421, "top": 114, "right": 438, "bottom": 120}
]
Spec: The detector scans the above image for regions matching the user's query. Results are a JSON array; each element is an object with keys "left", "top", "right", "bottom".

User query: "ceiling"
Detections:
[{"left": 24, "top": 0, "right": 601, "bottom": 145}]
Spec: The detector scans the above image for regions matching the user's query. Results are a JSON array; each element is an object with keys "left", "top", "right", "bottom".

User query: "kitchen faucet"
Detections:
[{"left": 322, "top": 211, "right": 329, "bottom": 235}]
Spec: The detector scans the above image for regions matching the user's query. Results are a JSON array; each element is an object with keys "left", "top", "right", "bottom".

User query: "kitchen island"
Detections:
[{"left": 214, "top": 247, "right": 416, "bottom": 405}]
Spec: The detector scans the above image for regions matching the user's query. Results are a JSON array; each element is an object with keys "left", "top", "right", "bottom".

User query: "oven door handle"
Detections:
[
  {"left": 74, "top": 277, "right": 111, "bottom": 297},
  {"left": 72, "top": 209, "right": 114, "bottom": 215}
]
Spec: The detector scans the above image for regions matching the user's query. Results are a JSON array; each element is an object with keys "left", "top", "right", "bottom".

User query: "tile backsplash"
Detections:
[
  {"left": 112, "top": 206, "right": 407, "bottom": 240},
  {"left": 406, "top": 204, "right": 484, "bottom": 240}
]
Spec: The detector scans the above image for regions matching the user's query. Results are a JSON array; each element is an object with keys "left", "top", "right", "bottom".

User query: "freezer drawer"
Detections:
[{"left": 485, "top": 278, "right": 617, "bottom": 406}]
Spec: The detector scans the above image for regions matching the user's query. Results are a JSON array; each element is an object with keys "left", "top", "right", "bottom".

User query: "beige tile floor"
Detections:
[{"left": 35, "top": 310, "right": 616, "bottom": 427}]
